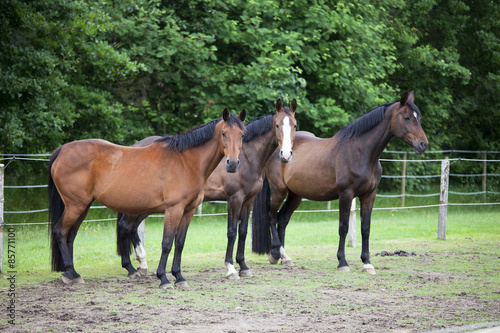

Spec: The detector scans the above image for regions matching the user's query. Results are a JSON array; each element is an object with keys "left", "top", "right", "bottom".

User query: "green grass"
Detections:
[{"left": 1, "top": 202, "right": 499, "bottom": 288}]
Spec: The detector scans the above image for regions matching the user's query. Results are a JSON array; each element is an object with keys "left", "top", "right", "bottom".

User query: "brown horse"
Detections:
[
  {"left": 116, "top": 99, "right": 297, "bottom": 279},
  {"left": 48, "top": 109, "right": 246, "bottom": 288},
  {"left": 252, "top": 92, "right": 428, "bottom": 274}
]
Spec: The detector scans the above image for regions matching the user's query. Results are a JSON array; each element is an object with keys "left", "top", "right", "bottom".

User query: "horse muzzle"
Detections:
[
  {"left": 279, "top": 150, "right": 293, "bottom": 163},
  {"left": 225, "top": 158, "right": 240, "bottom": 173},
  {"left": 414, "top": 140, "right": 428, "bottom": 155}
]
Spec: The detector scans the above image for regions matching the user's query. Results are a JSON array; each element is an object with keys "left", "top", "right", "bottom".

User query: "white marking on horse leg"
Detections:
[
  {"left": 225, "top": 262, "right": 240, "bottom": 280},
  {"left": 280, "top": 246, "right": 294, "bottom": 266},
  {"left": 280, "top": 117, "right": 292, "bottom": 160},
  {"left": 135, "top": 243, "right": 148, "bottom": 271},
  {"left": 363, "top": 263, "right": 376, "bottom": 275}
]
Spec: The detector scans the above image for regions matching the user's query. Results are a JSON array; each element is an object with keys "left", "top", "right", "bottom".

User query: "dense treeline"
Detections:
[{"left": 1, "top": 0, "right": 499, "bottom": 156}]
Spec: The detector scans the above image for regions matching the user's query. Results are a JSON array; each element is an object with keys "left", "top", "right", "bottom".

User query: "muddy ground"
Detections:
[{"left": 2, "top": 253, "right": 499, "bottom": 333}]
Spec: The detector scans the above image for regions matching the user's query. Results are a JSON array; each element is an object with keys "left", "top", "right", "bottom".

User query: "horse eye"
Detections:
[
  {"left": 404, "top": 116, "right": 410, "bottom": 121},
  {"left": 276, "top": 124, "right": 279, "bottom": 129},
  {"left": 222, "top": 131, "right": 226, "bottom": 137},
  {"left": 294, "top": 125, "right": 297, "bottom": 129}
]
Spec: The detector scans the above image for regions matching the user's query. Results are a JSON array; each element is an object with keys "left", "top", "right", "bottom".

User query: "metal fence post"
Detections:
[{"left": 438, "top": 157, "right": 449, "bottom": 240}]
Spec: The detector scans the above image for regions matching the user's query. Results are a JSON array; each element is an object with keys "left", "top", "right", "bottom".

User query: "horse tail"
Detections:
[
  {"left": 251, "top": 174, "right": 271, "bottom": 254},
  {"left": 48, "top": 147, "right": 65, "bottom": 272},
  {"left": 116, "top": 213, "right": 132, "bottom": 257}
]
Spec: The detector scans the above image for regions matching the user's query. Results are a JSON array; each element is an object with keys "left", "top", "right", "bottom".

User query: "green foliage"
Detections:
[{"left": 1, "top": 0, "right": 498, "bottom": 157}]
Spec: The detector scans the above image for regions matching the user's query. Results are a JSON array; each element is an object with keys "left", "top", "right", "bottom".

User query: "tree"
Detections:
[{"left": 0, "top": 0, "right": 143, "bottom": 154}]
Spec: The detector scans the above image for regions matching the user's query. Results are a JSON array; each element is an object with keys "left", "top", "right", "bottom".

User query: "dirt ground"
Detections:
[{"left": 2, "top": 258, "right": 500, "bottom": 333}]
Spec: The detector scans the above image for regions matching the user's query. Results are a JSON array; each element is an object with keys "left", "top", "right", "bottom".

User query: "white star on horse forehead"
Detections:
[{"left": 413, "top": 111, "right": 418, "bottom": 119}]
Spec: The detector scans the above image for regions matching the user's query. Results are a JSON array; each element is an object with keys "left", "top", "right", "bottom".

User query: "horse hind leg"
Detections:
[
  {"left": 117, "top": 214, "right": 140, "bottom": 278},
  {"left": 276, "top": 192, "right": 302, "bottom": 266},
  {"left": 133, "top": 219, "right": 148, "bottom": 275},
  {"left": 58, "top": 206, "right": 90, "bottom": 284}
]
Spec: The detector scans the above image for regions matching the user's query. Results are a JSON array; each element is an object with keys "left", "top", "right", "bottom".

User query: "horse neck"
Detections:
[
  {"left": 241, "top": 129, "right": 277, "bottom": 173},
  {"left": 355, "top": 107, "right": 395, "bottom": 161},
  {"left": 190, "top": 135, "right": 224, "bottom": 181}
]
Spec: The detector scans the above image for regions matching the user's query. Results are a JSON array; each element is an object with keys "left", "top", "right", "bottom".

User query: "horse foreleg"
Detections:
[
  {"left": 225, "top": 197, "right": 241, "bottom": 280},
  {"left": 276, "top": 192, "right": 302, "bottom": 266},
  {"left": 171, "top": 208, "right": 196, "bottom": 288},
  {"left": 360, "top": 192, "right": 376, "bottom": 275},
  {"left": 157, "top": 208, "right": 183, "bottom": 289},
  {"left": 236, "top": 204, "right": 252, "bottom": 277},
  {"left": 337, "top": 194, "right": 353, "bottom": 272}
]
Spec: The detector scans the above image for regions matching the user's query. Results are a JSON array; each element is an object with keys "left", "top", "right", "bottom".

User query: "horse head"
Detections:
[
  {"left": 390, "top": 91, "right": 428, "bottom": 155},
  {"left": 274, "top": 98, "right": 298, "bottom": 163},
  {"left": 220, "top": 108, "right": 247, "bottom": 173}
]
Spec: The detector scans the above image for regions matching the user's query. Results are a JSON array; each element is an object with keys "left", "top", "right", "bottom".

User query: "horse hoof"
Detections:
[
  {"left": 128, "top": 271, "right": 141, "bottom": 279},
  {"left": 175, "top": 281, "right": 190, "bottom": 288},
  {"left": 159, "top": 282, "right": 173, "bottom": 289},
  {"left": 226, "top": 272, "right": 240, "bottom": 280},
  {"left": 281, "top": 259, "right": 294, "bottom": 267},
  {"left": 73, "top": 277, "right": 85, "bottom": 284},
  {"left": 363, "top": 264, "right": 376, "bottom": 275},
  {"left": 239, "top": 269, "right": 253, "bottom": 278},
  {"left": 337, "top": 266, "right": 350, "bottom": 272},
  {"left": 61, "top": 274, "right": 73, "bottom": 285},
  {"left": 138, "top": 268, "right": 148, "bottom": 276},
  {"left": 268, "top": 254, "right": 279, "bottom": 265}
]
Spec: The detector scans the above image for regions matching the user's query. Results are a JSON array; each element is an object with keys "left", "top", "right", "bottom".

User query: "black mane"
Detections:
[
  {"left": 243, "top": 107, "right": 294, "bottom": 143},
  {"left": 336, "top": 102, "right": 393, "bottom": 139},
  {"left": 155, "top": 114, "right": 245, "bottom": 152}
]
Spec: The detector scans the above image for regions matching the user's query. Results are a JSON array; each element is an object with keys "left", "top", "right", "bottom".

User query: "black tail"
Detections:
[
  {"left": 116, "top": 212, "right": 132, "bottom": 257},
  {"left": 48, "top": 147, "right": 65, "bottom": 272},
  {"left": 252, "top": 174, "right": 271, "bottom": 254}
]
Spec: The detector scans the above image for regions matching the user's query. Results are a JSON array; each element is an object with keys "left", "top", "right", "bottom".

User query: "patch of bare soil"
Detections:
[{"left": 2, "top": 260, "right": 499, "bottom": 333}]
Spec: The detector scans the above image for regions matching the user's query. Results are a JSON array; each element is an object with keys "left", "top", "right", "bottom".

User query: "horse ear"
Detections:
[
  {"left": 222, "top": 108, "right": 230, "bottom": 121},
  {"left": 400, "top": 92, "right": 409, "bottom": 105},
  {"left": 408, "top": 91, "right": 415, "bottom": 103},
  {"left": 239, "top": 109, "right": 246, "bottom": 122},
  {"left": 290, "top": 98, "right": 297, "bottom": 113},
  {"left": 275, "top": 98, "right": 283, "bottom": 112}
]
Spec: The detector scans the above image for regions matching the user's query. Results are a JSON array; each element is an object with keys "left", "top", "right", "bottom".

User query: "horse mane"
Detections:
[
  {"left": 155, "top": 114, "right": 245, "bottom": 152},
  {"left": 336, "top": 102, "right": 394, "bottom": 139},
  {"left": 243, "top": 107, "right": 294, "bottom": 143}
]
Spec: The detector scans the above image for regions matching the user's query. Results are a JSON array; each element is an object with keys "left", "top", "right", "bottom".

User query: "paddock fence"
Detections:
[{"left": 1, "top": 150, "right": 499, "bottom": 273}]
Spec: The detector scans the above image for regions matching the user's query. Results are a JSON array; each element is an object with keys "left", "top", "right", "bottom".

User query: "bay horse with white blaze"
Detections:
[
  {"left": 117, "top": 99, "right": 297, "bottom": 279},
  {"left": 252, "top": 92, "right": 428, "bottom": 274},
  {"left": 49, "top": 109, "right": 246, "bottom": 288}
]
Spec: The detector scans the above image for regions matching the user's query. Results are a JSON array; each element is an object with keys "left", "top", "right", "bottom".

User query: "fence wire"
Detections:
[{"left": 2, "top": 151, "right": 500, "bottom": 226}]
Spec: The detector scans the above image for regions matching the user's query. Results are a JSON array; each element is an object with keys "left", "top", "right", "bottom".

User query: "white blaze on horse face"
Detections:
[
  {"left": 281, "top": 116, "right": 292, "bottom": 160},
  {"left": 413, "top": 111, "right": 418, "bottom": 120}
]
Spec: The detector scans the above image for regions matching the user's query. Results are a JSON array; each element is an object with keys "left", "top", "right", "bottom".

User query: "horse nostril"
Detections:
[{"left": 420, "top": 141, "right": 428, "bottom": 150}]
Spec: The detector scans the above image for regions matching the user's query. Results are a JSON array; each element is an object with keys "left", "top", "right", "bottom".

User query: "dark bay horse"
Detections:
[
  {"left": 48, "top": 109, "right": 247, "bottom": 288},
  {"left": 252, "top": 92, "right": 428, "bottom": 274},
  {"left": 117, "top": 99, "right": 298, "bottom": 279}
]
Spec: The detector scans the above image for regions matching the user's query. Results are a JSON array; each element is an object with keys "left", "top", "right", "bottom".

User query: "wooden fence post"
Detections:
[
  {"left": 348, "top": 198, "right": 356, "bottom": 247},
  {"left": 438, "top": 157, "right": 449, "bottom": 240},
  {"left": 0, "top": 164, "right": 4, "bottom": 274}
]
